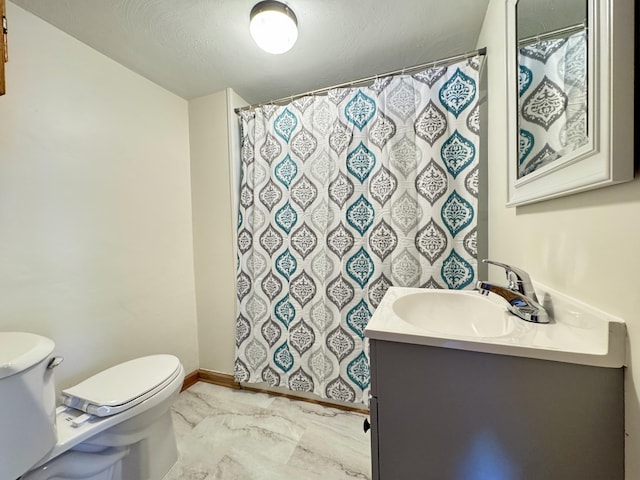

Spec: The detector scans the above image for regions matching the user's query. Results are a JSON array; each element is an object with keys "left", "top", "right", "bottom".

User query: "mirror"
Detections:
[
  {"left": 517, "top": 0, "right": 587, "bottom": 178},
  {"left": 506, "top": 0, "right": 634, "bottom": 206}
]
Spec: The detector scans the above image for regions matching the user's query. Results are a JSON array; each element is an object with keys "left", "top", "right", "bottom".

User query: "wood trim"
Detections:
[
  {"left": 189, "top": 369, "right": 369, "bottom": 415},
  {"left": 197, "top": 369, "right": 241, "bottom": 390},
  {"left": 0, "top": 0, "right": 6, "bottom": 96},
  {"left": 240, "top": 382, "right": 370, "bottom": 415},
  {"left": 180, "top": 369, "right": 200, "bottom": 392}
]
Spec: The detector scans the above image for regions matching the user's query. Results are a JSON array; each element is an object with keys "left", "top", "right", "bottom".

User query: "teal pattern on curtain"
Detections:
[{"left": 235, "top": 56, "right": 483, "bottom": 404}]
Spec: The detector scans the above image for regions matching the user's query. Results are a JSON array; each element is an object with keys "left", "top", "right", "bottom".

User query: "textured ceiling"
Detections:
[{"left": 10, "top": 0, "right": 490, "bottom": 104}]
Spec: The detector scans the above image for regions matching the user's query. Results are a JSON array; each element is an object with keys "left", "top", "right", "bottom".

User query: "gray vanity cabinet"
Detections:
[{"left": 369, "top": 339, "right": 624, "bottom": 479}]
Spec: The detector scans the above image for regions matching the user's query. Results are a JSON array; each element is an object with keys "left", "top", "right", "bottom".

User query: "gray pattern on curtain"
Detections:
[
  {"left": 518, "top": 31, "right": 587, "bottom": 177},
  {"left": 235, "top": 56, "right": 483, "bottom": 404}
]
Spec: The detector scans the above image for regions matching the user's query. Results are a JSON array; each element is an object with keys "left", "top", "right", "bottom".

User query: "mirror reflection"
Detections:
[{"left": 516, "top": 0, "right": 588, "bottom": 178}]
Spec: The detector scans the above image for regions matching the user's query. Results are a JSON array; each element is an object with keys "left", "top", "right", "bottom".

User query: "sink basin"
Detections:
[
  {"left": 391, "top": 290, "right": 518, "bottom": 338},
  {"left": 365, "top": 286, "right": 627, "bottom": 368}
]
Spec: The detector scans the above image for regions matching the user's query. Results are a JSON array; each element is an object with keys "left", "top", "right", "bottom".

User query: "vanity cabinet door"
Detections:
[
  {"left": 369, "top": 339, "right": 623, "bottom": 480},
  {"left": 368, "top": 394, "right": 379, "bottom": 480}
]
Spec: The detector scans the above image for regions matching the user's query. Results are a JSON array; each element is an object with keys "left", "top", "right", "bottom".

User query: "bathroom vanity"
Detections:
[{"left": 365, "top": 287, "right": 625, "bottom": 479}]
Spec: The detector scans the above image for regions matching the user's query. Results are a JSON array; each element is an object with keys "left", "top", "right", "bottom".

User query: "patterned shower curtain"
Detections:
[
  {"left": 235, "top": 56, "right": 483, "bottom": 404},
  {"left": 518, "top": 31, "right": 587, "bottom": 176}
]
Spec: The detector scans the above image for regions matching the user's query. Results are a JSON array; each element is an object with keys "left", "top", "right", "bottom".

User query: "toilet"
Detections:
[{"left": 0, "top": 332, "right": 184, "bottom": 480}]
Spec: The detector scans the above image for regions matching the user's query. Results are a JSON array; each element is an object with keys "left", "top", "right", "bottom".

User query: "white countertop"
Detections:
[{"left": 364, "top": 284, "right": 626, "bottom": 368}]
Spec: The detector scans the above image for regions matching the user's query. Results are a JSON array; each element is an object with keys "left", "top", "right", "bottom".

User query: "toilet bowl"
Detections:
[
  {"left": 0, "top": 332, "right": 184, "bottom": 480},
  {"left": 23, "top": 354, "right": 184, "bottom": 480}
]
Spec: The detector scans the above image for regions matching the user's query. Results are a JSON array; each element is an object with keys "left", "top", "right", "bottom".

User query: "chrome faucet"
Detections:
[{"left": 476, "top": 259, "right": 550, "bottom": 324}]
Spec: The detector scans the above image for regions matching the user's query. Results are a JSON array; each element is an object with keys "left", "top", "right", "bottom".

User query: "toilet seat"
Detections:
[
  {"left": 60, "top": 354, "right": 182, "bottom": 417},
  {"left": 23, "top": 354, "right": 185, "bottom": 478}
]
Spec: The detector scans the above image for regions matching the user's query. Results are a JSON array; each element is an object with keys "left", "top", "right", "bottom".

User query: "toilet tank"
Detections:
[{"left": 0, "top": 332, "right": 58, "bottom": 479}]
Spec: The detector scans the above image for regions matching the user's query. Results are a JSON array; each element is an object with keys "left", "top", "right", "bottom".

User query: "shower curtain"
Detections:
[
  {"left": 235, "top": 56, "right": 482, "bottom": 404},
  {"left": 518, "top": 31, "right": 587, "bottom": 176}
]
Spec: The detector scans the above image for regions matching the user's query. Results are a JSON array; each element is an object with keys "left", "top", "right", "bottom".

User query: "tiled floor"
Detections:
[{"left": 166, "top": 382, "right": 372, "bottom": 480}]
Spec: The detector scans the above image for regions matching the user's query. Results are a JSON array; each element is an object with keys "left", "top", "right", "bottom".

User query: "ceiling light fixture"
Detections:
[{"left": 249, "top": 1, "right": 298, "bottom": 55}]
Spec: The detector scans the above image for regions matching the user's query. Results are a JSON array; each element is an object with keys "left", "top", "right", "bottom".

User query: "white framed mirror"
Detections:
[{"left": 506, "top": 0, "right": 634, "bottom": 207}]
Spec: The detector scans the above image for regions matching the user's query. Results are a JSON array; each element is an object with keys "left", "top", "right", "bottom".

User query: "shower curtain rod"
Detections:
[
  {"left": 234, "top": 46, "right": 487, "bottom": 114},
  {"left": 518, "top": 22, "right": 586, "bottom": 47}
]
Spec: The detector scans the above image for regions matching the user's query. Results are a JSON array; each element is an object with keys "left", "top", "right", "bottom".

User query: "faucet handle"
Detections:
[{"left": 481, "top": 259, "right": 537, "bottom": 300}]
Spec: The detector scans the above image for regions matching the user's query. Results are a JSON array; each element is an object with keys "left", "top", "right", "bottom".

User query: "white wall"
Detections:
[
  {"left": 189, "top": 89, "right": 246, "bottom": 374},
  {"left": 0, "top": 3, "right": 199, "bottom": 389},
  {"left": 479, "top": 1, "right": 639, "bottom": 478}
]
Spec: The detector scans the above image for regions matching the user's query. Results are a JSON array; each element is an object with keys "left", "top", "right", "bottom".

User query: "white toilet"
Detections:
[{"left": 0, "top": 332, "right": 184, "bottom": 480}]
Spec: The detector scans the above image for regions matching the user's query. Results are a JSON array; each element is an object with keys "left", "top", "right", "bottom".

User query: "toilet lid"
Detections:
[{"left": 60, "top": 354, "right": 182, "bottom": 417}]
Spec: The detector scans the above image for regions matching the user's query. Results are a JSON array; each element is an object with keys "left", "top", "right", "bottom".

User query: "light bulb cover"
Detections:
[{"left": 250, "top": 1, "right": 298, "bottom": 54}]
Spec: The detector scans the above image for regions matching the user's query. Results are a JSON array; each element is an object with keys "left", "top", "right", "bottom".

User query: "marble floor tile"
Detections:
[
  {"left": 168, "top": 382, "right": 372, "bottom": 480},
  {"left": 172, "top": 388, "right": 276, "bottom": 438},
  {"left": 268, "top": 396, "right": 369, "bottom": 439},
  {"left": 288, "top": 423, "right": 371, "bottom": 479}
]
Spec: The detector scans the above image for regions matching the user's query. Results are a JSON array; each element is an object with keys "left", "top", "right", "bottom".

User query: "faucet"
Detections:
[{"left": 476, "top": 259, "right": 550, "bottom": 324}]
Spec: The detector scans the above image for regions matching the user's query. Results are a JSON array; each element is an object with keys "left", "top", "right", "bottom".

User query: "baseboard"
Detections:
[
  {"left": 197, "top": 369, "right": 241, "bottom": 390},
  {"left": 181, "top": 370, "right": 200, "bottom": 392},
  {"left": 182, "top": 368, "right": 369, "bottom": 415}
]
